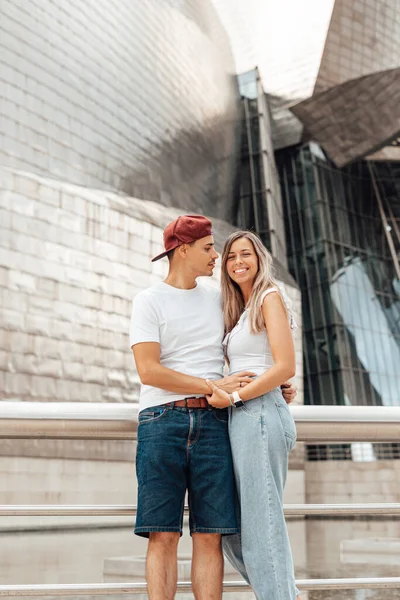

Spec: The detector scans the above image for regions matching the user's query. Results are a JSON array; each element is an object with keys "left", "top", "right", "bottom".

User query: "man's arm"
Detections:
[
  {"left": 281, "top": 381, "right": 297, "bottom": 404},
  {"left": 132, "top": 342, "right": 256, "bottom": 395}
]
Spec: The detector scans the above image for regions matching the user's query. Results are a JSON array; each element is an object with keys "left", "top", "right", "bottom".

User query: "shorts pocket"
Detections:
[
  {"left": 212, "top": 408, "right": 229, "bottom": 423},
  {"left": 274, "top": 397, "right": 297, "bottom": 451},
  {"left": 138, "top": 407, "right": 168, "bottom": 424}
]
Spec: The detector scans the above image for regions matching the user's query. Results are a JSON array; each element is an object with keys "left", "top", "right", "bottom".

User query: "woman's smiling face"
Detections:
[{"left": 225, "top": 237, "right": 259, "bottom": 286}]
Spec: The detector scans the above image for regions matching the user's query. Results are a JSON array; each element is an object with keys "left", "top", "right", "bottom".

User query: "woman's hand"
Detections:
[{"left": 206, "top": 379, "right": 231, "bottom": 409}]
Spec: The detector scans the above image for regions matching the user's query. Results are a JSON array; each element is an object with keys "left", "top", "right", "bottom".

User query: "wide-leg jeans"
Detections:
[{"left": 223, "top": 388, "right": 299, "bottom": 600}]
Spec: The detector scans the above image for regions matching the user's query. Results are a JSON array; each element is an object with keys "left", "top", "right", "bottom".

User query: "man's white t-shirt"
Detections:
[{"left": 130, "top": 282, "right": 225, "bottom": 412}]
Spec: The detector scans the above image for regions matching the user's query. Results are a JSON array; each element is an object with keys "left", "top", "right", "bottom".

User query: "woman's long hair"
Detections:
[{"left": 221, "top": 231, "right": 284, "bottom": 335}]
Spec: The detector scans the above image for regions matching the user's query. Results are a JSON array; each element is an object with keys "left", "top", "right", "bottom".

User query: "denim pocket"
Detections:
[
  {"left": 274, "top": 397, "right": 297, "bottom": 451},
  {"left": 138, "top": 407, "right": 168, "bottom": 425},
  {"left": 212, "top": 408, "right": 229, "bottom": 423},
  {"left": 240, "top": 397, "right": 263, "bottom": 421}
]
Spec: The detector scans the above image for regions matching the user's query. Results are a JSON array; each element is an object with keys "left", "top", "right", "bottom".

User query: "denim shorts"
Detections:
[{"left": 135, "top": 404, "right": 239, "bottom": 538}]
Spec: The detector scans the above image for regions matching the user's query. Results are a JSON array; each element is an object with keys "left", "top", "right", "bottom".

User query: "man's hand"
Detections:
[
  {"left": 281, "top": 381, "right": 297, "bottom": 404},
  {"left": 214, "top": 372, "right": 256, "bottom": 394},
  {"left": 206, "top": 380, "right": 231, "bottom": 409}
]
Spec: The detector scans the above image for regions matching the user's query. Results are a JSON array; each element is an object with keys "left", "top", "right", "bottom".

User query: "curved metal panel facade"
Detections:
[
  {"left": 292, "top": 68, "right": 400, "bottom": 167},
  {"left": 0, "top": 0, "right": 240, "bottom": 219},
  {"left": 315, "top": 0, "right": 400, "bottom": 94}
]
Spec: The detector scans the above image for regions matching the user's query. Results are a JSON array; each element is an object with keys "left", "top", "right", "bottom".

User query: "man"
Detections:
[{"left": 130, "top": 214, "right": 296, "bottom": 600}]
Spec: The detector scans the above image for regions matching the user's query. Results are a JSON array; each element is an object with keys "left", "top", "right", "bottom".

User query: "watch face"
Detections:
[{"left": 234, "top": 399, "right": 244, "bottom": 408}]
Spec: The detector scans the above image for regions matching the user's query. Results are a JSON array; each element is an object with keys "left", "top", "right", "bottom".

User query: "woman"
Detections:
[{"left": 206, "top": 231, "right": 301, "bottom": 600}]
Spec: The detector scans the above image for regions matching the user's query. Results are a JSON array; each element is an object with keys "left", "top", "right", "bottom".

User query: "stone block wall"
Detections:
[
  {"left": 0, "top": 167, "right": 172, "bottom": 405},
  {"left": 305, "top": 460, "right": 400, "bottom": 581},
  {"left": 0, "top": 165, "right": 303, "bottom": 409},
  {"left": 306, "top": 460, "right": 400, "bottom": 505}
]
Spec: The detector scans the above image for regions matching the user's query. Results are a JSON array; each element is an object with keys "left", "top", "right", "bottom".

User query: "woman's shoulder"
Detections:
[
  {"left": 260, "top": 286, "right": 279, "bottom": 303},
  {"left": 260, "top": 284, "right": 298, "bottom": 330}
]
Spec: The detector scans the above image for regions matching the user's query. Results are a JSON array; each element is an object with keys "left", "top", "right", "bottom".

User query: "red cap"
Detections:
[{"left": 151, "top": 214, "right": 213, "bottom": 262}]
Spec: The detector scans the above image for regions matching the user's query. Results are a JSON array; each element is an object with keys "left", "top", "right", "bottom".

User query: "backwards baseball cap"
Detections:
[{"left": 151, "top": 214, "right": 213, "bottom": 262}]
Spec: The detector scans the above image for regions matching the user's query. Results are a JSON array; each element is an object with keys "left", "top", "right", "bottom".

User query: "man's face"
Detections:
[{"left": 186, "top": 235, "right": 219, "bottom": 277}]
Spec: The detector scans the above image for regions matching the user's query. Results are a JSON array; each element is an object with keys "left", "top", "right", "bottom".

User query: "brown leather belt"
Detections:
[{"left": 168, "top": 396, "right": 209, "bottom": 409}]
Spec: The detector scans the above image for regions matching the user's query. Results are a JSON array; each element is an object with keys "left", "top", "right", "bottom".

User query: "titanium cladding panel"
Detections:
[{"left": 0, "top": 0, "right": 240, "bottom": 219}]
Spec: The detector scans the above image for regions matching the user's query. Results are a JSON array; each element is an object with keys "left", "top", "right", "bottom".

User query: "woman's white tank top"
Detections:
[{"left": 223, "top": 286, "right": 297, "bottom": 376}]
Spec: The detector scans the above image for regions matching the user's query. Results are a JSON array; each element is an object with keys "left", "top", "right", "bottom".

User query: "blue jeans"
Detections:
[
  {"left": 223, "top": 388, "right": 299, "bottom": 599},
  {"left": 135, "top": 404, "right": 239, "bottom": 537}
]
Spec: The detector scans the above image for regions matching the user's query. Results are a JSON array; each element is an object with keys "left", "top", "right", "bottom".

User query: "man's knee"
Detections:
[
  {"left": 192, "top": 533, "right": 222, "bottom": 550},
  {"left": 148, "top": 531, "right": 180, "bottom": 551}
]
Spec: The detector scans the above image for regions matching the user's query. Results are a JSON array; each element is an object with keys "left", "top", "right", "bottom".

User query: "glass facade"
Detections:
[
  {"left": 236, "top": 67, "right": 400, "bottom": 460},
  {"left": 275, "top": 145, "right": 400, "bottom": 459},
  {"left": 276, "top": 145, "right": 400, "bottom": 407},
  {"left": 235, "top": 70, "right": 288, "bottom": 268}
]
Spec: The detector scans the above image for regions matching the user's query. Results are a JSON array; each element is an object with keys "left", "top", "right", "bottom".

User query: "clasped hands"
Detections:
[{"left": 206, "top": 372, "right": 296, "bottom": 409}]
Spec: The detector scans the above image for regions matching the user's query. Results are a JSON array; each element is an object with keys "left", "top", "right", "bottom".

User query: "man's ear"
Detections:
[{"left": 177, "top": 244, "right": 188, "bottom": 259}]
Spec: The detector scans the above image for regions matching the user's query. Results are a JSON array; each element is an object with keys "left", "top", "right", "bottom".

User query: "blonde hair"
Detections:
[{"left": 221, "top": 231, "right": 285, "bottom": 334}]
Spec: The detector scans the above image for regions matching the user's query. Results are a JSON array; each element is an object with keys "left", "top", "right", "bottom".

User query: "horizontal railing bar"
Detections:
[
  {"left": 285, "top": 503, "right": 400, "bottom": 516},
  {"left": 1, "top": 402, "right": 400, "bottom": 442},
  {"left": 1, "top": 578, "right": 400, "bottom": 595},
  {"left": 1, "top": 503, "right": 400, "bottom": 517}
]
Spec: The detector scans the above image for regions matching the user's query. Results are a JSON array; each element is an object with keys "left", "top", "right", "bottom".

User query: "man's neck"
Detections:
[{"left": 164, "top": 269, "right": 197, "bottom": 290}]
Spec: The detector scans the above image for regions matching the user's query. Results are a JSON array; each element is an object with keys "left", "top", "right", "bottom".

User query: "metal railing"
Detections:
[
  {"left": 2, "top": 578, "right": 400, "bottom": 596},
  {"left": 1, "top": 504, "right": 400, "bottom": 517},
  {"left": 1, "top": 401, "right": 400, "bottom": 596},
  {"left": 1, "top": 401, "right": 400, "bottom": 442}
]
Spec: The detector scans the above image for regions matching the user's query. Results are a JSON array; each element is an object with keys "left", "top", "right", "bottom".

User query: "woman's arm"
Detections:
[{"left": 237, "top": 291, "right": 295, "bottom": 402}]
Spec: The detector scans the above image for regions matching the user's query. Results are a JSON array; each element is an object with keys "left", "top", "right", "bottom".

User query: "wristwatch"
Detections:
[{"left": 230, "top": 391, "right": 244, "bottom": 408}]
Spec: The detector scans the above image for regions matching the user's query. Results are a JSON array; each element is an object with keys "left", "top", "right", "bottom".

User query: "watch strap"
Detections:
[{"left": 232, "top": 390, "right": 244, "bottom": 408}]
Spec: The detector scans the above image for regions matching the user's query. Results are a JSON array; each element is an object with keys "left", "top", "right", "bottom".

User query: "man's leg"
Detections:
[
  {"left": 188, "top": 409, "right": 238, "bottom": 599},
  {"left": 135, "top": 406, "right": 189, "bottom": 597},
  {"left": 191, "top": 533, "right": 223, "bottom": 600},
  {"left": 146, "top": 532, "right": 180, "bottom": 600}
]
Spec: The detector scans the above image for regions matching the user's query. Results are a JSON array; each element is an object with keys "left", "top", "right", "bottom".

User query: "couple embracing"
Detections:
[{"left": 130, "top": 214, "right": 300, "bottom": 599}]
